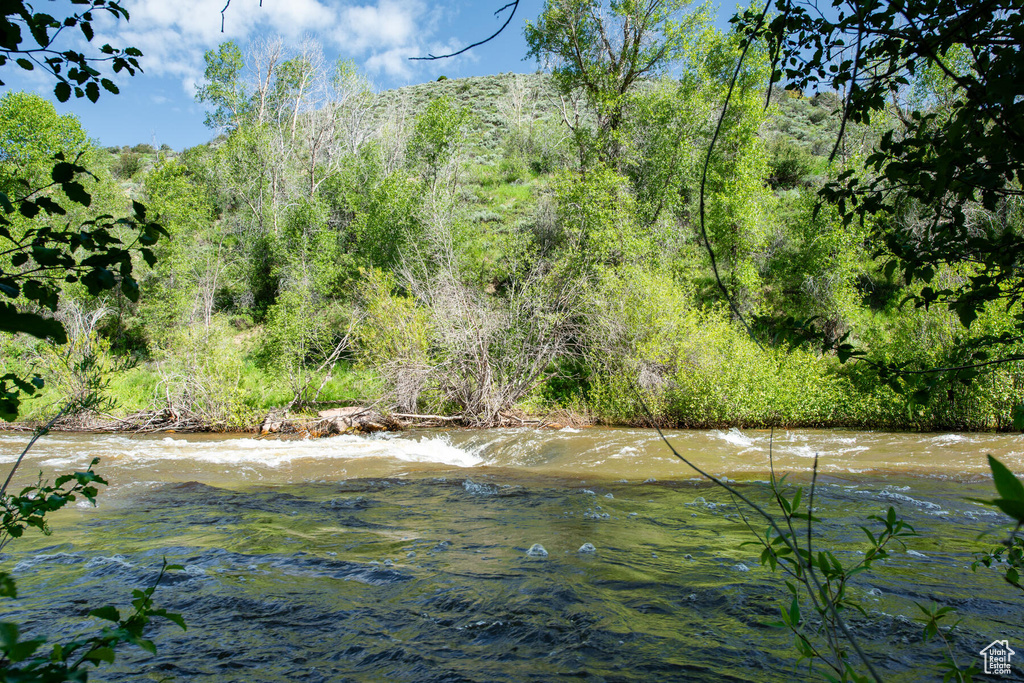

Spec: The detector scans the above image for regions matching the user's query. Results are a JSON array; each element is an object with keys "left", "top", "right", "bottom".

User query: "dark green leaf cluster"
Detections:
[
  {"left": 973, "top": 536, "right": 1024, "bottom": 593},
  {"left": 0, "top": 457, "right": 106, "bottom": 552},
  {"left": 0, "top": 0, "right": 142, "bottom": 103}
]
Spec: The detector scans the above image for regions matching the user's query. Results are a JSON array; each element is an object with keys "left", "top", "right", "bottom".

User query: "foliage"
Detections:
[
  {"left": 0, "top": 557, "right": 185, "bottom": 682},
  {"left": 766, "top": 136, "right": 813, "bottom": 190},
  {"left": 1, "top": 30, "right": 1014, "bottom": 433},
  {"left": 525, "top": 0, "right": 708, "bottom": 162},
  {"left": 0, "top": 5, "right": 161, "bottom": 419},
  {"left": 748, "top": 471, "right": 917, "bottom": 682},
  {"left": 584, "top": 267, "right": 849, "bottom": 427},
  {"left": 407, "top": 97, "right": 470, "bottom": 185},
  {"left": 0, "top": 4, "right": 185, "bottom": 681},
  {"left": 339, "top": 149, "right": 422, "bottom": 271},
  {"left": 0, "top": 139, "right": 165, "bottom": 418},
  {"left": 0, "top": 457, "right": 105, "bottom": 553},
  {"left": 973, "top": 536, "right": 1024, "bottom": 594},
  {"left": 196, "top": 41, "right": 246, "bottom": 130},
  {"left": 550, "top": 163, "right": 645, "bottom": 271},
  {"left": 970, "top": 455, "right": 1024, "bottom": 593},
  {"left": 0, "top": 155, "right": 164, "bottom": 341},
  {"left": 732, "top": 0, "right": 1024, "bottom": 390},
  {"left": 0, "top": 93, "right": 87, "bottom": 190},
  {"left": 0, "top": 0, "right": 143, "bottom": 103},
  {"left": 356, "top": 269, "right": 432, "bottom": 413}
]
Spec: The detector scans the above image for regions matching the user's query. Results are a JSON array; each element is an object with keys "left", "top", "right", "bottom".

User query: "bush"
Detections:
[
  {"left": 498, "top": 155, "right": 528, "bottom": 183},
  {"left": 111, "top": 151, "right": 143, "bottom": 179},
  {"left": 355, "top": 269, "right": 432, "bottom": 413},
  {"left": 584, "top": 267, "right": 853, "bottom": 427},
  {"left": 767, "top": 137, "right": 814, "bottom": 189}
]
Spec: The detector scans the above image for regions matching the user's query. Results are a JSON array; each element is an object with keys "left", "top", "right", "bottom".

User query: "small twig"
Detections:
[
  {"left": 807, "top": 453, "right": 819, "bottom": 575},
  {"left": 1, "top": 407, "right": 66, "bottom": 498},
  {"left": 410, "top": 1, "right": 520, "bottom": 61},
  {"left": 220, "top": 0, "right": 262, "bottom": 33}
]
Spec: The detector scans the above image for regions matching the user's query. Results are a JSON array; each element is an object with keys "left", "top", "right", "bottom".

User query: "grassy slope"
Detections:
[{"left": 7, "top": 75, "right": 924, "bottom": 428}]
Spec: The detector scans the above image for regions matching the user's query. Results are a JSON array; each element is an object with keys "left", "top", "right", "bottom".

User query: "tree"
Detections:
[
  {"left": 525, "top": 0, "right": 707, "bottom": 162},
  {"left": 730, "top": 0, "right": 1024, "bottom": 399},
  {"left": 0, "top": 0, "right": 164, "bottom": 419},
  {"left": 407, "top": 96, "right": 470, "bottom": 188},
  {"left": 0, "top": 93, "right": 87, "bottom": 189},
  {"left": 195, "top": 41, "right": 246, "bottom": 130}
]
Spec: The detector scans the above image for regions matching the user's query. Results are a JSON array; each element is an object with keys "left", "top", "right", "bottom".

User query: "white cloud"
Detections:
[
  {"left": 334, "top": 0, "right": 422, "bottom": 52},
  {"left": 364, "top": 46, "right": 414, "bottom": 79},
  {"left": 89, "top": 0, "right": 450, "bottom": 93}
]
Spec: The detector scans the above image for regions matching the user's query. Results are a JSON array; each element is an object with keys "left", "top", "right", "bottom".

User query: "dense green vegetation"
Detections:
[
  {"left": 0, "top": 63, "right": 1019, "bottom": 430},
  {"left": 0, "top": 4, "right": 1021, "bottom": 432},
  {"left": 1, "top": 2, "right": 1023, "bottom": 681}
]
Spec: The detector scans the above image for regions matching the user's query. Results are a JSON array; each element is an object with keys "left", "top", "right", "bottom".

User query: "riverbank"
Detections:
[
  {"left": 0, "top": 405, "right": 591, "bottom": 437},
  {"left": 3, "top": 405, "right": 1024, "bottom": 436}
]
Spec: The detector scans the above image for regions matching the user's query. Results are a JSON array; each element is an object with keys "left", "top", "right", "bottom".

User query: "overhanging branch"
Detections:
[{"left": 410, "top": 1, "right": 520, "bottom": 61}]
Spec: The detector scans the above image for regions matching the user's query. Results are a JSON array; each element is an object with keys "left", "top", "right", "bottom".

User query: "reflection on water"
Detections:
[{"left": 1, "top": 428, "right": 1023, "bottom": 681}]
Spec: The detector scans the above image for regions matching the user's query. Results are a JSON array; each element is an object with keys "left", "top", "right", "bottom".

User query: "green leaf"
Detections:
[
  {"left": 54, "top": 81, "right": 71, "bottom": 102},
  {"left": 88, "top": 605, "right": 120, "bottom": 622},
  {"left": 18, "top": 199, "right": 40, "bottom": 219},
  {"left": 993, "top": 498, "right": 1024, "bottom": 523},
  {"left": 0, "top": 309, "right": 68, "bottom": 343},
  {"left": 51, "top": 161, "right": 77, "bottom": 183},
  {"left": 0, "top": 622, "right": 44, "bottom": 663},
  {"left": 153, "top": 609, "right": 186, "bottom": 630},
  {"left": 89, "top": 646, "right": 116, "bottom": 664},
  {"left": 988, "top": 455, "right": 1024, "bottom": 502},
  {"left": 0, "top": 572, "right": 16, "bottom": 598},
  {"left": 62, "top": 181, "right": 92, "bottom": 206}
]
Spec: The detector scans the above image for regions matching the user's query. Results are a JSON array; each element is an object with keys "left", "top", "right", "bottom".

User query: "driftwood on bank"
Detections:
[
  {"left": 259, "top": 406, "right": 402, "bottom": 436},
  {"left": 0, "top": 404, "right": 593, "bottom": 436}
]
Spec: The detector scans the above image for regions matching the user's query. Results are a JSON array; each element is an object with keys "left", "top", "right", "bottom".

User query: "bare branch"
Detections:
[{"left": 411, "top": 1, "right": 520, "bottom": 61}]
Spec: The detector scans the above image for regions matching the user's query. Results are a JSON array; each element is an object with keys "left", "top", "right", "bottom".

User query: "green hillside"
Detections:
[{"left": 2, "top": 65, "right": 1020, "bottom": 431}]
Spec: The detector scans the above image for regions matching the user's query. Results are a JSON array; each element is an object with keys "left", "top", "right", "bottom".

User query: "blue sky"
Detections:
[{"left": 6, "top": 0, "right": 734, "bottom": 151}]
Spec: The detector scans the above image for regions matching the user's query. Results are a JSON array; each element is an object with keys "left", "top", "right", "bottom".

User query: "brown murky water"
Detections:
[{"left": 2, "top": 428, "right": 1023, "bottom": 681}]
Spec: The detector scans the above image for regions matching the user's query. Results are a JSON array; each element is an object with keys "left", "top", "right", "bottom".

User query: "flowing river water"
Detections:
[{"left": 1, "top": 428, "right": 1023, "bottom": 681}]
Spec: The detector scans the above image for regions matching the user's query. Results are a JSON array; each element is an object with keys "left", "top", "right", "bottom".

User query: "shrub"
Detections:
[
  {"left": 767, "top": 137, "right": 814, "bottom": 189},
  {"left": 111, "top": 151, "right": 143, "bottom": 179}
]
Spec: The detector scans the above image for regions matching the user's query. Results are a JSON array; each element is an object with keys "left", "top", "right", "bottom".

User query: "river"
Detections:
[{"left": 1, "top": 428, "right": 1022, "bottom": 681}]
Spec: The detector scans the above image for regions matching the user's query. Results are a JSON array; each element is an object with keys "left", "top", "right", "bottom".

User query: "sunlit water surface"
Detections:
[{"left": 1, "top": 428, "right": 1023, "bottom": 681}]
